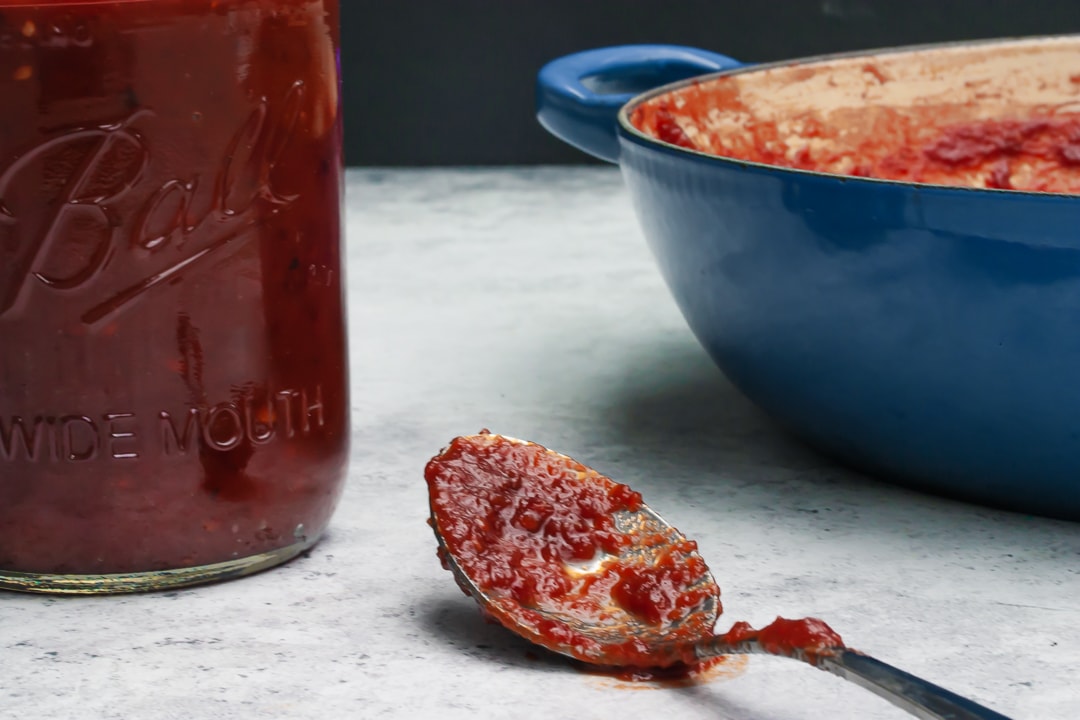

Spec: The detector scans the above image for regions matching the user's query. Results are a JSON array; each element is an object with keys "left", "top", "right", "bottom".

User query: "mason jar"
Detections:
[{"left": 0, "top": 0, "right": 349, "bottom": 593}]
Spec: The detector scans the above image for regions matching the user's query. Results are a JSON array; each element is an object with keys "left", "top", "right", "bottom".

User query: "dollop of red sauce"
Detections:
[
  {"left": 632, "top": 87, "right": 1080, "bottom": 193},
  {"left": 425, "top": 433, "right": 718, "bottom": 669},
  {"left": 426, "top": 433, "right": 846, "bottom": 677},
  {"left": 723, "top": 617, "right": 844, "bottom": 665}
]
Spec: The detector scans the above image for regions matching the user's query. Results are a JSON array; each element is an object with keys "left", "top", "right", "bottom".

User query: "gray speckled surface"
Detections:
[{"left": 4, "top": 167, "right": 1080, "bottom": 719}]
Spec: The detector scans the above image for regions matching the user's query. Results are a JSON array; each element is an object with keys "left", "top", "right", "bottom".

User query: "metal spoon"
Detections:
[{"left": 426, "top": 433, "right": 1013, "bottom": 720}]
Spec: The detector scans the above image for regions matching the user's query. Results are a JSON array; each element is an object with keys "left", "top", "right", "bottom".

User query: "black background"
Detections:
[{"left": 340, "top": 1, "right": 1080, "bottom": 167}]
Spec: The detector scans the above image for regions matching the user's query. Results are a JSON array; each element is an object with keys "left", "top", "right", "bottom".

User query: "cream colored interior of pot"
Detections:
[{"left": 631, "top": 36, "right": 1080, "bottom": 185}]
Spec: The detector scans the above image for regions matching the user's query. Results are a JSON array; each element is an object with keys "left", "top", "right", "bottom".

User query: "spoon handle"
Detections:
[
  {"left": 817, "top": 650, "right": 1012, "bottom": 720},
  {"left": 691, "top": 639, "right": 1011, "bottom": 720}
]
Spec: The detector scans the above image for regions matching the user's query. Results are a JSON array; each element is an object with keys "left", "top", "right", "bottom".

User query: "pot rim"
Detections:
[{"left": 615, "top": 33, "right": 1080, "bottom": 199}]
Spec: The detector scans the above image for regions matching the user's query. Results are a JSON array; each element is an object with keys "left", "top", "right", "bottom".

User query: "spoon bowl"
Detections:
[{"left": 431, "top": 494, "right": 721, "bottom": 666}]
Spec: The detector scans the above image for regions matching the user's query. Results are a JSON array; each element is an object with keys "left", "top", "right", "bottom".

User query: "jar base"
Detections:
[{"left": 0, "top": 537, "right": 320, "bottom": 595}]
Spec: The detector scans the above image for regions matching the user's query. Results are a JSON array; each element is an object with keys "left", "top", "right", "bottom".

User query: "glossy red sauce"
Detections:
[
  {"left": 723, "top": 617, "right": 844, "bottom": 664},
  {"left": 426, "top": 433, "right": 845, "bottom": 675},
  {"left": 426, "top": 433, "right": 718, "bottom": 668},
  {"left": 0, "top": 0, "right": 348, "bottom": 577},
  {"left": 632, "top": 76, "right": 1080, "bottom": 194}
]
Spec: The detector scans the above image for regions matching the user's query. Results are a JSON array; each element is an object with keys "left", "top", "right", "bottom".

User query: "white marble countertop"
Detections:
[{"left": 5, "top": 167, "right": 1080, "bottom": 720}]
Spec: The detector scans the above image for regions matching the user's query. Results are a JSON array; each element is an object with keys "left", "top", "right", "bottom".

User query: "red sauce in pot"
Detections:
[
  {"left": 632, "top": 78, "right": 1080, "bottom": 193},
  {"left": 0, "top": 0, "right": 348, "bottom": 578},
  {"left": 426, "top": 433, "right": 845, "bottom": 674}
]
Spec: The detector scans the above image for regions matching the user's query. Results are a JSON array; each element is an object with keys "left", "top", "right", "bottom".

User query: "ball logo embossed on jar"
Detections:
[{"left": 0, "top": 83, "right": 306, "bottom": 327}]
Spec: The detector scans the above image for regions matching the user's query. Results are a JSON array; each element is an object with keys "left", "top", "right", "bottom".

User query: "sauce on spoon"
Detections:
[{"left": 425, "top": 431, "right": 843, "bottom": 673}]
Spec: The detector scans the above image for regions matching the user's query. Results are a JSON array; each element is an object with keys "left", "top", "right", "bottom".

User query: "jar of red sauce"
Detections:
[{"left": 0, "top": 0, "right": 349, "bottom": 593}]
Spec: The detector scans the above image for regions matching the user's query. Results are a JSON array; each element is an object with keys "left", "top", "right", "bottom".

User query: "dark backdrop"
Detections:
[{"left": 340, "top": 0, "right": 1080, "bottom": 167}]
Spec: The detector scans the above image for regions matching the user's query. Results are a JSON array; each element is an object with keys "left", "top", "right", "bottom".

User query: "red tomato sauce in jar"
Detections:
[
  {"left": 0, "top": 0, "right": 348, "bottom": 589},
  {"left": 426, "top": 433, "right": 845, "bottom": 675}
]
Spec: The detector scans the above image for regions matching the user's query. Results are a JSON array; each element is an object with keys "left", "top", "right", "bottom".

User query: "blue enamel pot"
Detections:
[{"left": 537, "top": 38, "right": 1080, "bottom": 520}]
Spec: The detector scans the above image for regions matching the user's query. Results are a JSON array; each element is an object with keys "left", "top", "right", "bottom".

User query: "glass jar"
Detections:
[{"left": 0, "top": 0, "right": 349, "bottom": 593}]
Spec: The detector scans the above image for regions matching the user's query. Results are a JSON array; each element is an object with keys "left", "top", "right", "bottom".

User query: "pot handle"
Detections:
[{"left": 536, "top": 45, "right": 744, "bottom": 163}]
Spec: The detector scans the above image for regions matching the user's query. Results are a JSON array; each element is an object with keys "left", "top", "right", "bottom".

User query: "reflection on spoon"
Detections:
[{"left": 425, "top": 432, "right": 1013, "bottom": 720}]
